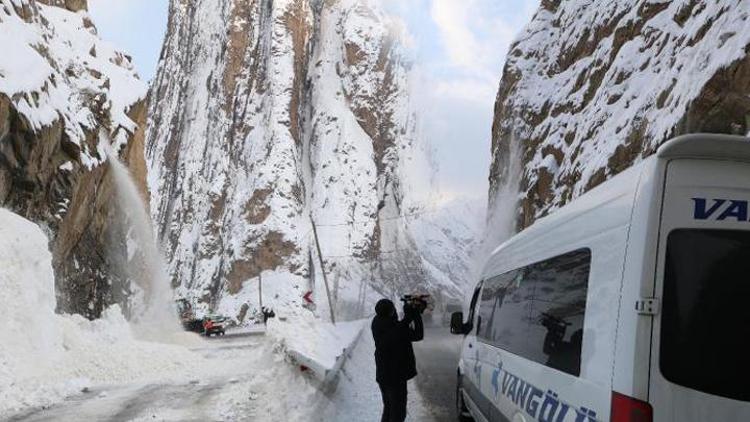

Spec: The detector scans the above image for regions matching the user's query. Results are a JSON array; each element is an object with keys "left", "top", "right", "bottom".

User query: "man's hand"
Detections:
[{"left": 402, "top": 304, "right": 418, "bottom": 321}]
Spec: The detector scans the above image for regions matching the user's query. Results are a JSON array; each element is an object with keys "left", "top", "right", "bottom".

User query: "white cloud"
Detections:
[
  {"left": 430, "top": 0, "right": 535, "bottom": 77},
  {"left": 434, "top": 77, "right": 497, "bottom": 104},
  {"left": 430, "top": 0, "right": 484, "bottom": 73}
]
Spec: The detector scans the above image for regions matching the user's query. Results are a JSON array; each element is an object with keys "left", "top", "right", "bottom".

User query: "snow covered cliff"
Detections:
[
  {"left": 147, "top": 0, "right": 476, "bottom": 319},
  {"left": 490, "top": 0, "right": 750, "bottom": 229},
  {"left": 0, "top": 0, "right": 148, "bottom": 317}
]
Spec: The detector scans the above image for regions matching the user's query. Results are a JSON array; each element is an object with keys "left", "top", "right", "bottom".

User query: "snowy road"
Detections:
[
  {"left": 4, "top": 331, "right": 265, "bottom": 422},
  {"left": 413, "top": 325, "right": 463, "bottom": 421},
  {"left": 4, "top": 324, "right": 460, "bottom": 422}
]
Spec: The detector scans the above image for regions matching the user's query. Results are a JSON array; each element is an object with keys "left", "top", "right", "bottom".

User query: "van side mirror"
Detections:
[{"left": 450, "top": 312, "right": 469, "bottom": 335}]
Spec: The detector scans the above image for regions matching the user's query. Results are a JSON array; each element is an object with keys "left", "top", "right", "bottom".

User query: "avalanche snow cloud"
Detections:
[
  {"left": 490, "top": 0, "right": 750, "bottom": 229},
  {"left": 146, "top": 0, "right": 479, "bottom": 319}
]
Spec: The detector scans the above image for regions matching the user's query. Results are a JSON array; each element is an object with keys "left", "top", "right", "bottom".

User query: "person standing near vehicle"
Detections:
[{"left": 371, "top": 298, "right": 424, "bottom": 422}]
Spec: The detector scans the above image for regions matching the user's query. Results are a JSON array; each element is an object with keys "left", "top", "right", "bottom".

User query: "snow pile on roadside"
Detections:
[
  {"left": 0, "top": 209, "right": 208, "bottom": 416},
  {"left": 270, "top": 318, "right": 366, "bottom": 381}
]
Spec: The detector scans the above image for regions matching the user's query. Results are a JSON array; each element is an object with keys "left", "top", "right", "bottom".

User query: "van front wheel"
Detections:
[{"left": 456, "top": 375, "right": 474, "bottom": 422}]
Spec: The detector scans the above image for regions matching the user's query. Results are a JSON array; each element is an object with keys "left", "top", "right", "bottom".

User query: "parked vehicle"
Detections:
[
  {"left": 203, "top": 315, "right": 227, "bottom": 337},
  {"left": 176, "top": 298, "right": 204, "bottom": 333},
  {"left": 451, "top": 134, "right": 750, "bottom": 421}
]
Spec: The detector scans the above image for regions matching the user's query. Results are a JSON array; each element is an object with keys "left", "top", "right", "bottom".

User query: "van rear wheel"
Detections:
[{"left": 456, "top": 375, "right": 473, "bottom": 421}]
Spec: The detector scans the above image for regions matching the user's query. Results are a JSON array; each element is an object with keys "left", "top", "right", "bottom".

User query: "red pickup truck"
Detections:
[{"left": 202, "top": 315, "right": 227, "bottom": 337}]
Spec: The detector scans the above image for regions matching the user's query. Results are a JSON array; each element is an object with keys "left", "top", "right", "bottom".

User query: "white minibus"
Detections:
[{"left": 451, "top": 134, "right": 750, "bottom": 422}]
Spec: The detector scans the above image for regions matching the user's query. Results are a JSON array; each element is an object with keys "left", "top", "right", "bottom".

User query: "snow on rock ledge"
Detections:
[
  {"left": 491, "top": 0, "right": 750, "bottom": 228},
  {"left": 0, "top": 0, "right": 145, "bottom": 158}
]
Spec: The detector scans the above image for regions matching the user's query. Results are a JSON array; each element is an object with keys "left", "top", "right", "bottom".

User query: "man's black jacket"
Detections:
[{"left": 371, "top": 311, "right": 424, "bottom": 385}]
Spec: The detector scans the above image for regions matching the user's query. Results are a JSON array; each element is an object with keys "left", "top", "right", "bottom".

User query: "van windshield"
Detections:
[{"left": 661, "top": 229, "right": 750, "bottom": 402}]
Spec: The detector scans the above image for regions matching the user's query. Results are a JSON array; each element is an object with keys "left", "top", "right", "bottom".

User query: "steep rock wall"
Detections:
[
  {"left": 146, "top": 0, "right": 457, "bottom": 317},
  {"left": 490, "top": 0, "right": 750, "bottom": 229},
  {"left": 0, "top": 0, "right": 148, "bottom": 317}
]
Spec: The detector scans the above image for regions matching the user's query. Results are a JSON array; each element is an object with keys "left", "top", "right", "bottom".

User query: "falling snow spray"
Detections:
[
  {"left": 101, "top": 133, "right": 180, "bottom": 339},
  {"left": 468, "top": 121, "right": 524, "bottom": 303},
  {"left": 485, "top": 125, "right": 523, "bottom": 250}
]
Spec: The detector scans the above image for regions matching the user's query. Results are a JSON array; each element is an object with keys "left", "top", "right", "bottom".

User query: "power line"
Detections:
[
  {"left": 312, "top": 199, "right": 471, "bottom": 227},
  {"left": 316, "top": 248, "right": 420, "bottom": 259}
]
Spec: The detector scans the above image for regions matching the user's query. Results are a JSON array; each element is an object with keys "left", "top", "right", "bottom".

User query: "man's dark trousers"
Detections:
[{"left": 379, "top": 381, "right": 407, "bottom": 422}]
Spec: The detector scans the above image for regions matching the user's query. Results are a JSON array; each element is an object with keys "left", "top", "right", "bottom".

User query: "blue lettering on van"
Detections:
[
  {"left": 491, "top": 362, "right": 503, "bottom": 396},
  {"left": 496, "top": 366, "right": 599, "bottom": 422},
  {"left": 526, "top": 386, "right": 544, "bottom": 417},
  {"left": 693, "top": 198, "right": 750, "bottom": 221},
  {"left": 575, "top": 407, "right": 599, "bottom": 422}
]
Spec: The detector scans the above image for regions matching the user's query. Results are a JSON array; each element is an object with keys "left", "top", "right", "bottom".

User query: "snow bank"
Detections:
[
  {"left": 0, "top": 209, "right": 208, "bottom": 416},
  {"left": 270, "top": 318, "right": 366, "bottom": 382}
]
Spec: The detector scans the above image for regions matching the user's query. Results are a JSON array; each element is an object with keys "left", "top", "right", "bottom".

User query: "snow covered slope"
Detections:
[
  {"left": 0, "top": 0, "right": 149, "bottom": 316},
  {"left": 490, "top": 0, "right": 750, "bottom": 228},
  {"left": 147, "top": 0, "right": 474, "bottom": 319},
  {"left": 407, "top": 198, "right": 485, "bottom": 302}
]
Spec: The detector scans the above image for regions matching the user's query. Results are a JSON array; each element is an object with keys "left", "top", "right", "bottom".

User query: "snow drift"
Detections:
[{"left": 0, "top": 209, "right": 206, "bottom": 416}]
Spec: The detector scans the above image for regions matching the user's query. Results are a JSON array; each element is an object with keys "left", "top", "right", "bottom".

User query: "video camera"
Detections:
[
  {"left": 539, "top": 312, "right": 570, "bottom": 339},
  {"left": 400, "top": 294, "right": 432, "bottom": 314}
]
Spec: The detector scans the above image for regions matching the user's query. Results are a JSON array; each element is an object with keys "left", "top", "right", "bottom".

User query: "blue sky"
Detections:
[
  {"left": 88, "top": 0, "right": 539, "bottom": 199},
  {"left": 88, "top": 0, "right": 169, "bottom": 82}
]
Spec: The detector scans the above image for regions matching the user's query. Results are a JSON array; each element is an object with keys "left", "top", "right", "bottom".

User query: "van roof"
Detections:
[
  {"left": 482, "top": 134, "right": 750, "bottom": 279},
  {"left": 658, "top": 134, "right": 750, "bottom": 160}
]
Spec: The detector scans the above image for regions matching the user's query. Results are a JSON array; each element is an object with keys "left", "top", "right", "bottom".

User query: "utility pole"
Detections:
[
  {"left": 310, "top": 215, "right": 336, "bottom": 324},
  {"left": 258, "top": 272, "right": 263, "bottom": 310}
]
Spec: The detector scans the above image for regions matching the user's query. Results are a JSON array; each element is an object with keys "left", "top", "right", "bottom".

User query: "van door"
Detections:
[
  {"left": 461, "top": 283, "right": 489, "bottom": 421},
  {"left": 650, "top": 158, "right": 750, "bottom": 421}
]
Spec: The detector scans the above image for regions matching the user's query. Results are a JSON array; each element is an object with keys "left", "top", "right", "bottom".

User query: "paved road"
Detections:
[{"left": 413, "top": 324, "right": 463, "bottom": 422}]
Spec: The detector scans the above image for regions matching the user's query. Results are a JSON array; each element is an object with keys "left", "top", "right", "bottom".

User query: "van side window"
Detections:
[
  {"left": 526, "top": 249, "right": 590, "bottom": 377},
  {"left": 478, "top": 270, "right": 531, "bottom": 355},
  {"left": 476, "top": 249, "right": 591, "bottom": 377}
]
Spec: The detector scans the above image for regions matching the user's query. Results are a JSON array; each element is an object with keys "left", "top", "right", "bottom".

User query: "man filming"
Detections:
[{"left": 371, "top": 296, "right": 426, "bottom": 422}]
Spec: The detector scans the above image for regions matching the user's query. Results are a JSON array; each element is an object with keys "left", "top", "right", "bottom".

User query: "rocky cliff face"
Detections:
[
  {"left": 490, "top": 0, "right": 750, "bottom": 229},
  {"left": 147, "top": 0, "right": 470, "bottom": 318},
  {"left": 0, "top": 0, "right": 148, "bottom": 317}
]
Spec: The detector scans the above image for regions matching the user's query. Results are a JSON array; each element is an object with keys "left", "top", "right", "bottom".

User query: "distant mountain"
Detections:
[
  {"left": 408, "top": 198, "right": 486, "bottom": 302},
  {"left": 490, "top": 0, "right": 750, "bottom": 229},
  {"left": 0, "top": 0, "right": 148, "bottom": 317},
  {"left": 146, "top": 0, "right": 480, "bottom": 319}
]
